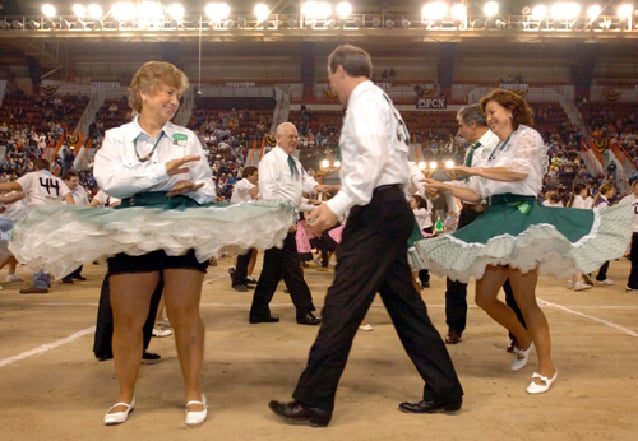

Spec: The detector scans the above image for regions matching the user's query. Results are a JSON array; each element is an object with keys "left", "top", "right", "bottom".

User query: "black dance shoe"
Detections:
[{"left": 268, "top": 400, "right": 332, "bottom": 427}]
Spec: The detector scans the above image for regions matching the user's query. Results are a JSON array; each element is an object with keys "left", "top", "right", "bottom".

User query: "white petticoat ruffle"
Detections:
[
  {"left": 415, "top": 203, "right": 632, "bottom": 283},
  {"left": 9, "top": 200, "right": 294, "bottom": 279}
]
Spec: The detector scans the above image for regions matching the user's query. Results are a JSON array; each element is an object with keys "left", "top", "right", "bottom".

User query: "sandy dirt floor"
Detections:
[{"left": 0, "top": 255, "right": 637, "bottom": 441}]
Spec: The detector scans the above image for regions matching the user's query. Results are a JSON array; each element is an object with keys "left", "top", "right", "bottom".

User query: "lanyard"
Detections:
[
  {"left": 488, "top": 132, "right": 512, "bottom": 162},
  {"left": 134, "top": 131, "right": 166, "bottom": 163}
]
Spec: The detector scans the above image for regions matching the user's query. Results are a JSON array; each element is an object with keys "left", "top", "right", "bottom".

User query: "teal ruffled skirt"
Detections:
[
  {"left": 415, "top": 194, "right": 632, "bottom": 282},
  {"left": 9, "top": 196, "right": 294, "bottom": 279}
]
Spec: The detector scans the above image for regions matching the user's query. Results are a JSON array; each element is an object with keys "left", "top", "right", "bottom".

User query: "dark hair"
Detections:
[
  {"left": 479, "top": 88, "right": 534, "bottom": 129},
  {"left": 328, "top": 45, "right": 372, "bottom": 79},
  {"left": 242, "top": 166, "right": 257, "bottom": 178},
  {"left": 457, "top": 104, "right": 487, "bottom": 127},
  {"left": 412, "top": 194, "right": 427, "bottom": 210},
  {"left": 63, "top": 171, "right": 78, "bottom": 180},
  {"left": 33, "top": 158, "right": 50, "bottom": 171}
]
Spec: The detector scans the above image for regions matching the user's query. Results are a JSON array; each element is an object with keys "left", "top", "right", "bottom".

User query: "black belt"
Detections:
[
  {"left": 462, "top": 203, "right": 486, "bottom": 213},
  {"left": 485, "top": 194, "right": 536, "bottom": 207},
  {"left": 374, "top": 184, "right": 402, "bottom": 192}
]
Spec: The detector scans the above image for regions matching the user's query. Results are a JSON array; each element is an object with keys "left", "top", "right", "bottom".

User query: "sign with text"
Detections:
[{"left": 417, "top": 97, "right": 447, "bottom": 109}]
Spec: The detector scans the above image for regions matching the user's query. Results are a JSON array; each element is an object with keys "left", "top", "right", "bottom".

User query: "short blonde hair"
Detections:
[{"left": 128, "top": 61, "right": 188, "bottom": 112}]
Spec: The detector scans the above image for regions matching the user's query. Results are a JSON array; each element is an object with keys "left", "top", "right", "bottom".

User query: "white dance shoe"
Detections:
[
  {"left": 527, "top": 370, "right": 558, "bottom": 394},
  {"left": 185, "top": 395, "right": 208, "bottom": 427},
  {"left": 103, "top": 397, "right": 135, "bottom": 426},
  {"left": 511, "top": 342, "right": 534, "bottom": 371}
]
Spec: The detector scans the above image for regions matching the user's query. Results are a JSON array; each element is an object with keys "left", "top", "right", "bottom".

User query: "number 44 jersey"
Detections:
[{"left": 16, "top": 169, "right": 71, "bottom": 206}]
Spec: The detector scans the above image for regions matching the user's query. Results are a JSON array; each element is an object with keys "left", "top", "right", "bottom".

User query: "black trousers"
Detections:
[
  {"left": 445, "top": 206, "right": 526, "bottom": 335},
  {"left": 628, "top": 232, "right": 638, "bottom": 289},
  {"left": 596, "top": 261, "right": 610, "bottom": 281},
  {"left": 233, "top": 249, "right": 252, "bottom": 285},
  {"left": 249, "top": 231, "right": 315, "bottom": 319},
  {"left": 292, "top": 186, "right": 462, "bottom": 411},
  {"left": 93, "top": 274, "right": 163, "bottom": 359}
]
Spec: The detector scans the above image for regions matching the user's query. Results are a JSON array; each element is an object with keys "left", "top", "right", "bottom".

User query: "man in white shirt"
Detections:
[
  {"left": 249, "top": 122, "right": 328, "bottom": 325},
  {"left": 0, "top": 158, "right": 74, "bottom": 293},
  {"left": 228, "top": 166, "right": 259, "bottom": 291},
  {"left": 442, "top": 105, "right": 525, "bottom": 350},
  {"left": 62, "top": 171, "right": 89, "bottom": 283},
  {"left": 269, "top": 45, "right": 462, "bottom": 427}
]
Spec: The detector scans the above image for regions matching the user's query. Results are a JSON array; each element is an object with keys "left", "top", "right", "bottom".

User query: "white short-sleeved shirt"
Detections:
[
  {"left": 479, "top": 125, "right": 547, "bottom": 198},
  {"left": 93, "top": 117, "right": 216, "bottom": 204},
  {"left": 69, "top": 185, "right": 90, "bottom": 206},
  {"left": 17, "top": 170, "right": 71, "bottom": 205}
]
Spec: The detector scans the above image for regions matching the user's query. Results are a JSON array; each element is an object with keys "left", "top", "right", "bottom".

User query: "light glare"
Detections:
[
  {"left": 205, "top": 3, "right": 231, "bottom": 22},
  {"left": 111, "top": 2, "right": 137, "bottom": 21},
  {"left": 586, "top": 5, "right": 602, "bottom": 21},
  {"left": 549, "top": 3, "right": 580, "bottom": 20},
  {"left": 422, "top": 2, "right": 448, "bottom": 20},
  {"left": 166, "top": 3, "right": 185, "bottom": 22},
  {"left": 336, "top": 2, "right": 352, "bottom": 18},
  {"left": 617, "top": 4, "right": 634, "bottom": 19},
  {"left": 87, "top": 4, "right": 103, "bottom": 19},
  {"left": 41, "top": 4, "right": 56, "bottom": 18},
  {"left": 483, "top": 1, "right": 499, "bottom": 17},
  {"left": 254, "top": 4, "right": 269, "bottom": 23}
]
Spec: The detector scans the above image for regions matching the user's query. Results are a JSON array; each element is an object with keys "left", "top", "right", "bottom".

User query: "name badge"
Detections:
[{"left": 172, "top": 133, "right": 188, "bottom": 147}]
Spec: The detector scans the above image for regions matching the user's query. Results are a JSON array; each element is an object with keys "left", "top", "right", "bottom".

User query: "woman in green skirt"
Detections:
[{"left": 420, "top": 89, "right": 631, "bottom": 395}]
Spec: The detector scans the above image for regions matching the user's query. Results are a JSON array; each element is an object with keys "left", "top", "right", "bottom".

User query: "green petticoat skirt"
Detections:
[
  {"left": 414, "top": 194, "right": 632, "bottom": 283},
  {"left": 8, "top": 195, "right": 294, "bottom": 279}
]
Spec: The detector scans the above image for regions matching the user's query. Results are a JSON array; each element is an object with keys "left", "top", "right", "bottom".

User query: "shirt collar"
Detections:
[{"left": 124, "top": 116, "right": 174, "bottom": 144}]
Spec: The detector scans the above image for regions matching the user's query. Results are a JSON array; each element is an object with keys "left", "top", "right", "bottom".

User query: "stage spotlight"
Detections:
[{"left": 41, "top": 4, "right": 56, "bottom": 18}]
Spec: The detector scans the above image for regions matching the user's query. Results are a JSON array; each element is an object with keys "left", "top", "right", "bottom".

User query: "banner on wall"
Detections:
[{"left": 416, "top": 97, "right": 447, "bottom": 109}]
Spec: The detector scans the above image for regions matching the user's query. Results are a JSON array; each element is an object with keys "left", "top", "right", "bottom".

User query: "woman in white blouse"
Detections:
[
  {"left": 94, "top": 61, "right": 214, "bottom": 427},
  {"left": 420, "top": 89, "right": 631, "bottom": 395}
]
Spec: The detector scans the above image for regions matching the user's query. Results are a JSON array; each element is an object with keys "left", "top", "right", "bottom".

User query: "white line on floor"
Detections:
[
  {"left": 539, "top": 298, "right": 638, "bottom": 337},
  {"left": 0, "top": 326, "right": 96, "bottom": 368}
]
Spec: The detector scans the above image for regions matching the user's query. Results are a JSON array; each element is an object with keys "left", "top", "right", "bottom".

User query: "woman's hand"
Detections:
[
  {"left": 167, "top": 180, "right": 204, "bottom": 196},
  {"left": 165, "top": 155, "right": 201, "bottom": 176}
]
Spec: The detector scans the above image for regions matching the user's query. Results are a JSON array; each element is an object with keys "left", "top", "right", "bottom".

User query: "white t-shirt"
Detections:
[{"left": 17, "top": 170, "right": 70, "bottom": 205}]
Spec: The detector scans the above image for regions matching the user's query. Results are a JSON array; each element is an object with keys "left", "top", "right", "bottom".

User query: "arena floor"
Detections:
[{"left": 0, "top": 255, "right": 636, "bottom": 441}]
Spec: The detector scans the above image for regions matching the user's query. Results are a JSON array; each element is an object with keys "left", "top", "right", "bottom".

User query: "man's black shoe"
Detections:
[
  {"left": 249, "top": 314, "right": 279, "bottom": 324},
  {"left": 245, "top": 278, "right": 258, "bottom": 284},
  {"left": 62, "top": 277, "right": 74, "bottom": 284},
  {"left": 95, "top": 354, "right": 112, "bottom": 362},
  {"left": 73, "top": 275, "right": 88, "bottom": 281},
  {"left": 296, "top": 312, "right": 321, "bottom": 326},
  {"left": 142, "top": 351, "right": 162, "bottom": 364},
  {"left": 398, "top": 396, "right": 462, "bottom": 414},
  {"left": 268, "top": 400, "right": 331, "bottom": 427},
  {"left": 232, "top": 283, "right": 250, "bottom": 292}
]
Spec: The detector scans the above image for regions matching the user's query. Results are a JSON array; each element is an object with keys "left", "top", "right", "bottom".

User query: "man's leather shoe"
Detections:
[
  {"left": 62, "top": 277, "right": 74, "bottom": 284},
  {"left": 245, "top": 278, "right": 258, "bottom": 284},
  {"left": 445, "top": 330, "right": 463, "bottom": 344},
  {"left": 73, "top": 275, "right": 88, "bottom": 281},
  {"left": 398, "top": 396, "right": 462, "bottom": 414},
  {"left": 142, "top": 351, "right": 161, "bottom": 364},
  {"left": 249, "top": 314, "right": 279, "bottom": 324},
  {"left": 19, "top": 286, "right": 48, "bottom": 294},
  {"left": 296, "top": 312, "right": 321, "bottom": 326},
  {"left": 232, "top": 283, "right": 250, "bottom": 292},
  {"left": 268, "top": 400, "right": 331, "bottom": 427}
]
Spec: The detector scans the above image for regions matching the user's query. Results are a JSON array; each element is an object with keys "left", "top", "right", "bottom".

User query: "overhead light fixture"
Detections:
[
  {"left": 484, "top": 1, "right": 499, "bottom": 17},
  {"left": 42, "top": 4, "right": 57, "bottom": 18},
  {"left": 254, "top": 3, "right": 269, "bottom": 24}
]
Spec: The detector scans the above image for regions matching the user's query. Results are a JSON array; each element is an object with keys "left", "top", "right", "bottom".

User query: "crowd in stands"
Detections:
[{"left": 1, "top": 89, "right": 637, "bottom": 206}]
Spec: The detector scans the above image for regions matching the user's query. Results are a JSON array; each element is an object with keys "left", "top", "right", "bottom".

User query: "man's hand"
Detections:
[
  {"left": 166, "top": 154, "right": 201, "bottom": 176},
  {"left": 314, "top": 184, "right": 339, "bottom": 193},
  {"left": 167, "top": 180, "right": 204, "bottom": 196},
  {"left": 306, "top": 203, "right": 339, "bottom": 230}
]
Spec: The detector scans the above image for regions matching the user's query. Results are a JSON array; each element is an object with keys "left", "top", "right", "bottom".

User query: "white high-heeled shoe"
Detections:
[
  {"left": 103, "top": 397, "right": 135, "bottom": 426},
  {"left": 185, "top": 395, "right": 208, "bottom": 427},
  {"left": 511, "top": 342, "right": 534, "bottom": 371},
  {"left": 527, "top": 370, "right": 558, "bottom": 394}
]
